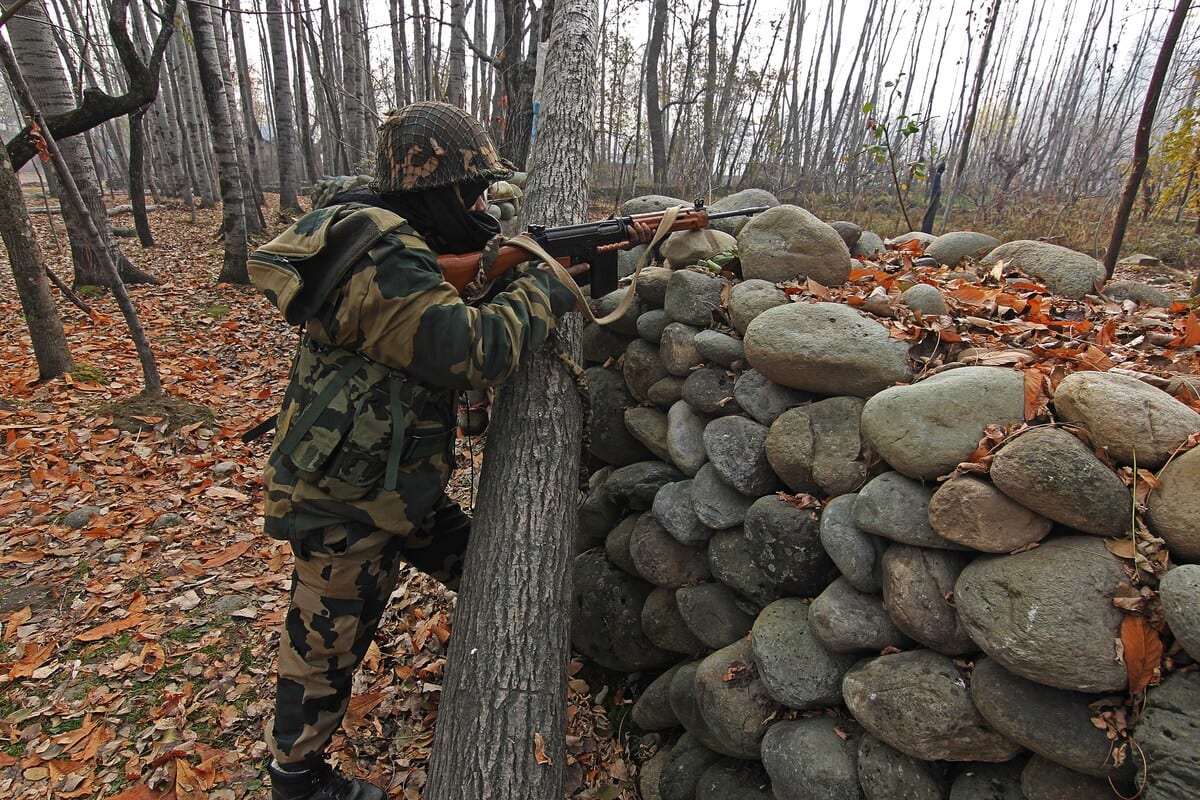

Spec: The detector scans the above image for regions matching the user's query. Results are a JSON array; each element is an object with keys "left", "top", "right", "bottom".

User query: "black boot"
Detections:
[{"left": 267, "top": 758, "right": 385, "bottom": 800}]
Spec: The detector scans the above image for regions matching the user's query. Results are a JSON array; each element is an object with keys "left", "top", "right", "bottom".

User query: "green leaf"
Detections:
[{"left": 862, "top": 102, "right": 875, "bottom": 113}]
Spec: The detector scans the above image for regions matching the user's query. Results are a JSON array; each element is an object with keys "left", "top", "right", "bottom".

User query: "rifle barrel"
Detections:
[{"left": 704, "top": 206, "right": 770, "bottom": 221}]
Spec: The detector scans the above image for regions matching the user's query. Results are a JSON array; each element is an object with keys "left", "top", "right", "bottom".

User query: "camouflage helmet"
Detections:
[{"left": 373, "top": 102, "right": 513, "bottom": 193}]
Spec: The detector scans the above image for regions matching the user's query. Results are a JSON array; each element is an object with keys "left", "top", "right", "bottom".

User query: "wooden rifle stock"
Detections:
[{"left": 435, "top": 203, "right": 770, "bottom": 293}]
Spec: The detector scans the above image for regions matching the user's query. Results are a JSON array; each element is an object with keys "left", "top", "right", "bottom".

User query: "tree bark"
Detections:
[
  {"left": 446, "top": 0, "right": 466, "bottom": 106},
  {"left": 267, "top": 0, "right": 299, "bottom": 211},
  {"left": 644, "top": 0, "right": 667, "bottom": 188},
  {"left": 128, "top": 105, "right": 154, "bottom": 246},
  {"left": 1105, "top": 0, "right": 1192, "bottom": 279},
  {"left": 424, "top": 0, "right": 597, "bottom": 795}
]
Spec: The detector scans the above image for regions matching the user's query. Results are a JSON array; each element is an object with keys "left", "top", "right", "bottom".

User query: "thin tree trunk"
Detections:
[
  {"left": 128, "top": 105, "right": 154, "bottom": 246},
  {"left": 644, "top": 0, "right": 667, "bottom": 188},
  {"left": 446, "top": 0, "right": 467, "bottom": 106},
  {"left": 211, "top": 2, "right": 263, "bottom": 234},
  {"left": 267, "top": 0, "right": 299, "bottom": 211}
]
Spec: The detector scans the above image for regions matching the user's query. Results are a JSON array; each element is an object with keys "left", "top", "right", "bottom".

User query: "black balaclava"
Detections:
[{"left": 328, "top": 183, "right": 499, "bottom": 255}]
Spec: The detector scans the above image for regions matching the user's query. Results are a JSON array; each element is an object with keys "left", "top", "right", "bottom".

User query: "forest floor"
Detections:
[{"left": 0, "top": 192, "right": 1197, "bottom": 800}]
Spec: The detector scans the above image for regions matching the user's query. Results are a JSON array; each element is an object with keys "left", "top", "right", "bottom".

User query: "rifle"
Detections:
[{"left": 437, "top": 201, "right": 770, "bottom": 297}]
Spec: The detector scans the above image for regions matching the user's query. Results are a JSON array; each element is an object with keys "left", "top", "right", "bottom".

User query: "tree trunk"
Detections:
[
  {"left": 267, "top": 0, "right": 299, "bottom": 211},
  {"left": 210, "top": 2, "right": 263, "bottom": 235},
  {"left": 644, "top": 0, "right": 667, "bottom": 188},
  {"left": 228, "top": 0, "right": 266, "bottom": 207},
  {"left": 424, "top": 0, "right": 597, "bottom": 794},
  {"left": 390, "top": 0, "right": 412, "bottom": 106},
  {"left": 186, "top": 0, "right": 249, "bottom": 284},
  {"left": 128, "top": 106, "right": 154, "bottom": 246},
  {"left": 446, "top": 0, "right": 467, "bottom": 106},
  {"left": 1105, "top": 0, "right": 1192, "bottom": 279}
]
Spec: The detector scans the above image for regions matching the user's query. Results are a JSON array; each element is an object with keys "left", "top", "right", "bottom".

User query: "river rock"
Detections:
[
  {"left": 1102, "top": 279, "right": 1174, "bottom": 308},
  {"left": 860, "top": 367, "right": 1025, "bottom": 480},
  {"left": 750, "top": 598, "right": 858, "bottom": 709},
  {"left": 638, "top": 748, "right": 669, "bottom": 800},
  {"left": 622, "top": 194, "right": 690, "bottom": 216},
  {"left": 734, "top": 369, "right": 810, "bottom": 425},
  {"left": 852, "top": 230, "right": 887, "bottom": 258},
  {"left": 707, "top": 529, "right": 781, "bottom": 609},
  {"left": 682, "top": 368, "right": 740, "bottom": 415},
  {"left": 928, "top": 475, "right": 1053, "bottom": 553},
  {"left": 623, "top": 339, "right": 669, "bottom": 402},
  {"left": 635, "top": 266, "right": 674, "bottom": 307},
  {"left": 643, "top": 587, "right": 709, "bottom": 655},
  {"left": 692, "top": 463, "right": 755, "bottom": 530},
  {"left": 652, "top": 479, "right": 712, "bottom": 546},
  {"left": 1146, "top": 446, "right": 1200, "bottom": 561},
  {"left": 670, "top": 662, "right": 726, "bottom": 751},
  {"left": 648, "top": 376, "right": 686, "bottom": 407},
  {"left": 744, "top": 302, "right": 914, "bottom": 396},
  {"left": 667, "top": 400, "right": 709, "bottom": 476},
  {"left": 1019, "top": 756, "right": 1116, "bottom": 800},
  {"left": 1160, "top": 564, "right": 1200, "bottom": 660},
  {"left": 925, "top": 232, "right": 1000, "bottom": 267},
  {"left": 854, "top": 472, "right": 965, "bottom": 550},
  {"left": 659, "top": 733, "right": 723, "bottom": 800},
  {"left": 663, "top": 229, "right": 737, "bottom": 268},
  {"left": 580, "top": 483, "right": 621, "bottom": 546},
  {"left": 739, "top": 205, "right": 854, "bottom": 285},
  {"left": 709, "top": 188, "right": 781, "bottom": 235},
  {"left": 637, "top": 308, "right": 671, "bottom": 343},
  {"left": 761, "top": 718, "right": 865, "bottom": 800},
  {"left": 830, "top": 220, "right": 862, "bottom": 247},
  {"left": 591, "top": 286, "right": 644, "bottom": 335},
  {"left": 632, "top": 663, "right": 685, "bottom": 731},
  {"left": 1052, "top": 371, "right": 1200, "bottom": 470},
  {"left": 881, "top": 545, "right": 976, "bottom": 654},
  {"left": 601, "top": 460, "right": 684, "bottom": 512},
  {"left": 989, "top": 427, "right": 1131, "bottom": 537},
  {"left": 729, "top": 279, "right": 789, "bottom": 334},
  {"left": 900, "top": 282, "right": 950, "bottom": 316},
  {"left": 665, "top": 269, "right": 726, "bottom": 326},
  {"left": 625, "top": 406, "right": 671, "bottom": 462},
  {"left": 630, "top": 512, "right": 712, "bottom": 586},
  {"left": 677, "top": 583, "right": 756, "bottom": 649},
  {"left": 583, "top": 322, "right": 633, "bottom": 365},
  {"left": 703, "top": 416, "right": 780, "bottom": 495},
  {"left": 1136, "top": 670, "right": 1200, "bottom": 800},
  {"left": 887, "top": 231, "right": 938, "bottom": 249},
  {"left": 843, "top": 650, "right": 1023, "bottom": 762},
  {"left": 970, "top": 657, "right": 1125, "bottom": 779},
  {"left": 659, "top": 322, "right": 705, "bottom": 376},
  {"left": 693, "top": 639, "right": 784, "bottom": 759},
  {"left": 954, "top": 536, "right": 1128, "bottom": 692},
  {"left": 766, "top": 396, "right": 870, "bottom": 495},
  {"left": 584, "top": 366, "right": 654, "bottom": 466},
  {"left": 819, "top": 494, "right": 886, "bottom": 593},
  {"left": 808, "top": 577, "right": 915, "bottom": 654},
  {"left": 981, "top": 240, "right": 1105, "bottom": 299},
  {"left": 694, "top": 329, "right": 745, "bottom": 368},
  {"left": 696, "top": 760, "right": 772, "bottom": 800},
  {"left": 949, "top": 760, "right": 1027, "bottom": 800},
  {"left": 744, "top": 495, "right": 838, "bottom": 597},
  {"left": 618, "top": 243, "right": 647, "bottom": 282},
  {"left": 857, "top": 734, "right": 950, "bottom": 800},
  {"left": 571, "top": 548, "right": 677, "bottom": 671},
  {"left": 604, "top": 514, "right": 640, "bottom": 575}
]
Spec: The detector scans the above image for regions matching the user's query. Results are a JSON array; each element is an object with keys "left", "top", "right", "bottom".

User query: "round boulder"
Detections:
[
  {"left": 981, "top": 240, "right": 1105, "bottom": 300},
  {"left": 729, "top": 279, "right": 789, "bottom": 334},
  {"left": 693, "top": 639, "right": 784, "bottom": 759},
  {"left": 766, "top": 396, "right": 870, "bottom": 496},
  {"left": 854, "top": 472, "right": 965, "bottom": 550},
  {"left": 734, "top": 369, "right": 810, "bottom": 426},
  {"left": 924, "top": 231, "right": 1000, "bottom": 267},
  {"left": 739, "top": 205, "right": 853, "bottom": 286},
  {"left": 761, "top": 718, "right": 865, "bottom": 800},
  {"left": 570, "top": 548, "right": 677, "bottom": 671},
  {"left": 857, "top": 734, "right": 950, "bottom": 800},
  {"left": 1160, "top": 564, "right": 1200, "bottom": 661},
  {"left": 583, "top": 366, "right": 654, "bottom": 466},
  {"left": 667, "top": 400, "right": 709, "bottom": 477},
  {"left": 881, "top": 545, "right": 977, "bottom": 655},
  {"left": 808, "top": 577, "right": 914, "bottom": 654},
  {"left": 708, "top": 188, "right": 781, "bottom": 235},
  {"left": 703, "top": 416, "right": 780, "bottom": 496},
  {"left": 707, "top": 528, "right": 780, "bottom": 609},
  {"left": 750, "top": 598, "right": 858, "bottom": 709},
  {"left": 928, "top": 475, "right": 1053, "bottom": 553},
  {"left": 629, "top": 512, "right": 712, "bottom": 586},
  {"left": 1146, "top": 446, "right": 1200, "bottom": 561},
  {"left": 744, "top": 495, "right": 838, "bottom": 597},
  {"left": 663, "top": 228, "right": 738, "bottom": 269},
  {"left": 818, "top": 493, "right": 886, "bottom": 593},
  {"left": 665, "top": 269, "right": 726, "bottom": 326},
  {"left": 623, "top": 339, "right": 669, "bottom": 402}
]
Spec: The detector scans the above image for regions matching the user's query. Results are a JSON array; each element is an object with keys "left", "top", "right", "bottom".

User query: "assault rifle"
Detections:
[{"left": 436, "top": 201, "right": 770, "bottom": 297}]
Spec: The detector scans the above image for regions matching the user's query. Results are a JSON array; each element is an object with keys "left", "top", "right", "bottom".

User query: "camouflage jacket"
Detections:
[{"left": 249, "top": 203, "right": 577, "bottom": 537}]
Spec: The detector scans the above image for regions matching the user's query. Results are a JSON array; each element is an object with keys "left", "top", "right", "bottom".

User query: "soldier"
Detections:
[{"left": 250, "top": 102, "right": 582, "bottom": 800}]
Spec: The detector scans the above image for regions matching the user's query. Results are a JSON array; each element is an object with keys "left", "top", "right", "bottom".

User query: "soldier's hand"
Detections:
[{"left": 628, "top": 221, "right": 654, "bottom": 245}]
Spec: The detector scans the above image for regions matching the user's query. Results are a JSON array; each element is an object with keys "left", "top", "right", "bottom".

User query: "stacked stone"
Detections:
[{"left": 569, "top": 195, "right": 1200, "bottom": 800}]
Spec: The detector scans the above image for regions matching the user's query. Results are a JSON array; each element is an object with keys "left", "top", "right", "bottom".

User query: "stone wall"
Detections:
[{"left": 569, "top": 194, "right": 1200, "bottom": 800}]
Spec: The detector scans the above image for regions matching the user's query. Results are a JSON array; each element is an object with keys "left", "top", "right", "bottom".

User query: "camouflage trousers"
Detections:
[{"left": 266, "top": 495, "right": 470, "bottom": 765}]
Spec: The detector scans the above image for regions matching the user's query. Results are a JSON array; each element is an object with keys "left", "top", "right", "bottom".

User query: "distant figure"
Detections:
[{"left": 922, "top": 162, "right": 946, "bottom": 234}]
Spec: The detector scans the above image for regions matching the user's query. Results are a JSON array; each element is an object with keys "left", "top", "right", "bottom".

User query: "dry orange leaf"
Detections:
[
  {"left": 1120, "top": 614, "right": 1163, "bottom": 696},
  {"left": 533, "top": 732, "right": 551, "bottom": 766},
  {"left": 200, "top": 540, "right": 254, "bottom": 570},
  {"left": 8, "top": 640, "right": 54, "bottom": 679},
  {"left": 74, "top": 613, "right": 148, "bottom": 643}
]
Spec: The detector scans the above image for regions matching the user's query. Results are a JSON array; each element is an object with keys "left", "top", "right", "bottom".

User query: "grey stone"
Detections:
[
  {"left": 750, "top": 598, "right": 858, "bottom": 709},
  {"left": 695, "top": 760, "right": 772, "bottom": 800},
  {"left": 618, "top": 243, "right": 647, "bottom": 282},
  {"left": 1103, "top": 279, "right": 1174, "bottom": 308},
  {"left": 928, "top": 475, "right": 1053, "bottom": 553},
  {"left": 1053, "top": 371, "right": 1200, "bottom": 470},
  {"left": 682, "top": 368, "right": 741, "bottom": 415},
  {"left": 583, "top": 366, "right": 654, "bottom": 466},
  {"left": 989, "top": 427, "right": 1131, "bottom": 537},
  {"left": 857, "top": 734, "right": 950, "bottom": 800},
  {"left": 925, "top": 232, "right": 1001, "bottom": 267},
  {"left": 709, "top": 188, "right": 781, "bottom": 236},
  {"left": 603, "top": 514, "right": 640, "bottom": 575},
  {"left": 660, "top": 322, "right": 705, "bottom": 376},
  {"left": 854, "top": 472, "right": 965, "bottom": 550},
  {"left": 955, "top": 537, "right": 1129, "bottom": 692},
  {"left": 692, "top": 463, "right": 756, "bottom": 530},
  {"left": 643, "top": 587, "right": 709, "bottom": 655},
  {"left": 853, "top": 230, "right": 886, "bottom": 258},
  {"left": 808, "top": 577, "right": 915, "bottom": 654},
  {"left": 151, "top": 512, "right": 184, "bottom": 530},
  {"left": 693, "top": 639, "right": 785, "bottom": 759},
  {"left": 648, "top": 376, "right": 686, "bottom": 407},
  {"left": 601, "top": 460, "right": 684, "bottom": 512},
  {"left": 761, "top": 718, "right": 865, "bottom": 800},
  {"left": 63, "top": 506, "right": 102, "bottom": 528},
  {"left": 842, "top": 650, "right": 1023, "bottom": 762},
  {"left": 734, "top": 369, "right": 810, "bottom": 425},
  {"left": 637, "top": 308, "right": 671, "bottom": 343},
  {"left": 659, "top": 733, "right": 723, "bottom": 800},
  {"left": 1146, "top": 446, "right": 1200, "bottom": 562},
  {"left": 1160, "top": 564, "right": 1200, "bottom": 661},
  {"left": 703, "top": 416, "right": 781, "bottom": 496},
  {"left": 677, "top": 583, "right": 757, "bottom": 649},
  {"left": 744, "top": 302, "right": 914, "bottom": 397},
  {"left": 625, "top": 406, "right": 672, "bottom": 462},
  {"left": 591, "top": 286, "right": 644, "bottom": 335},
  {"left": 632, "top": 663, "right": 686, "bottom": 731},
  {"left": 707, "top": 529, "right": 781, "bottom": 609},
  {"left": 694, "top": 329, "right": 745, "bottom": 368},
  {"left": 663, "top": 228, "right": 738, "bottom": 268},
  {"left": 766, "top": 397, "right": 870, "bottom": 496},
  {"left": 728, "top": 279, "right": 789, "bottom": 335},
  {"left": 667, "top": 400, "right": 709, "bottom": 477},
  {"left": 582, "top": 322, "right": 633, "bottom": 365},
  {"left": 970, "top": 657, "right": 1128, "bottom": 779},
  {"left": 630, "top": 512, "right": 713, "bottom": 586},
  {"left": 638, "top": 748, "right": 670, "bottom": 800},
  {"left": 819, "top": 494, "right": 886, "bottom": 593},
  {"left": 881, "top": 545, "right": 977, "bottom": 655},
  {"left": 570, "top": 548, "right": 677, "bottom": 672},
  {"left": 622, "top": 194, "right": 690, "bottom": 215},
  {"left": 665, "top": 269, "right": 727, "bottom": 326},
  {"left": 949, "top": 761, "right": 1027, "bottom": 800},
  {"left": 652, "top": 479, "right": 713, "bottom": 546},
  {"left": 623, "top": 339, "right": 669, "bottom": 402},
  {"left": 636, "top": 266, "right": 674, "bottom": 307},
  {"left": 739, "top": 205, "right": 854, "bottom": 286},
  {"left": 1019, "top": 756, "right": 1117, "bottom": 800},
  {"left": 1137, "top": 670, "right": 1200, "bottom": 800},
  {"left": 887, "top": 231, "right": 938, "bottom": 249},
  {"left": 579, "top": 484, "right": 621, "bottom": 548},
  {"left": 981, "top": 240, "right": 1105, "bottom": 299},
  {"left": 744, "top": 495, "right": 838, "bottom": 597},
  {"left": 860, "top": 367, "right": 1026, "bottom": 480},
  {"left": 670, "top": 662, "right": 727, "bottom": 752},
  {"left": 900, "top": 283, "right": 950, "bottom": 316},
  {"left": 830, "top": 220, "right": 863, "bottom": 247}
]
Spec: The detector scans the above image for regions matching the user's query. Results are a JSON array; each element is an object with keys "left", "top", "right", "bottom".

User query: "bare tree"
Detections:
[{"left": 267, "top": 0, "right": 299, "bottom": 211}]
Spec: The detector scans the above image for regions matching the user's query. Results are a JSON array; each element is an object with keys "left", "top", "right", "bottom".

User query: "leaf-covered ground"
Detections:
[{"left": 1, "top": 196, "right": 1197, "bottom": 800}]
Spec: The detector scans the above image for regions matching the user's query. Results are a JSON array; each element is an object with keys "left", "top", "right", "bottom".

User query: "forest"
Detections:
[{"left": 1, "top": 0, "right": 1200, "bottom": 799}]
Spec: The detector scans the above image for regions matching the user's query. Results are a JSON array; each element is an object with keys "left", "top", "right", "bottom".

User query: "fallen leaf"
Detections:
[
  {"left": 1121, "top": 614, "right": 1163, "bottom": 695},
  {"left": 533, "top": 732, "right": 551, "bottom": 766}
]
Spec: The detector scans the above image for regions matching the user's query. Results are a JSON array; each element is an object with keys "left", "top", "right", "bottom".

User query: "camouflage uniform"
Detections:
[{"left": 251, "top": 194, "right": 576, "bottom": 764}]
